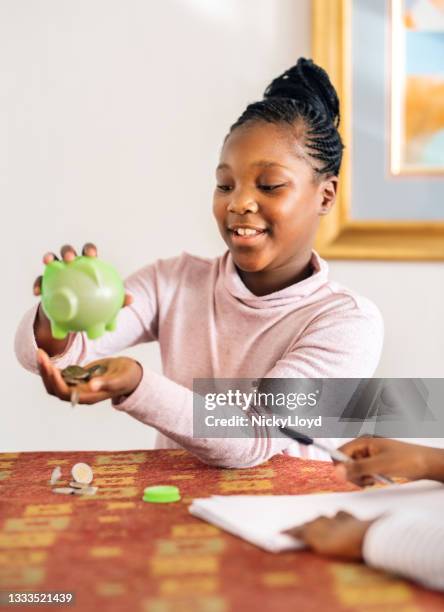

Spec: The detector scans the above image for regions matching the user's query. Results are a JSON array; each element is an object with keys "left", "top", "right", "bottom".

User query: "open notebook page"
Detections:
[{"left": 189, "top": 480, "right": 444, "bottom": 553}]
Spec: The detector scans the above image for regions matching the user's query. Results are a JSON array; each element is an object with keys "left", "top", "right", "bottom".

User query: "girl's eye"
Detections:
[
  {"left": 258, "top": 183, "right": 286, "bottom": 192},
  {"left": 216, "top": 185, "right": 233, "bottom": 192}
]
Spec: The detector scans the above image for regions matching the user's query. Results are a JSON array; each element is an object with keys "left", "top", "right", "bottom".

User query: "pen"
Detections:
[{"left": 279, "top": 426, "right": 394, "bottom": 485}]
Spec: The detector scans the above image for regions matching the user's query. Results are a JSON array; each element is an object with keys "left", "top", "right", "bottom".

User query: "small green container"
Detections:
[{"left": 142, "top": 485, "right": 181, "bottom": 503}]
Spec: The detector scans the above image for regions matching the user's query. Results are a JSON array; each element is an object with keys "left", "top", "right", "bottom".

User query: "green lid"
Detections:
[{"left": 142, "top": 485, "right": 181, "bottom": 503}]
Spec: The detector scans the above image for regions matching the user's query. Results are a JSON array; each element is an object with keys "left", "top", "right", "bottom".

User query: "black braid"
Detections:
[{"left": 228, "top": 58, "right": 344, "bottom": 178}]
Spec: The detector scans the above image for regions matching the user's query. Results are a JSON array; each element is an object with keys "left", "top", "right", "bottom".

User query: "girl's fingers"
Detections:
[
  {"left": 33, "top": 276, "right": 43, "bottom": 296},
  {"left": 88, "top": 375, "right": 122, "bottom": 393},
  {"left": 74, "top": 390, "right": 111, "bottom": 404},
  {"left": 43, "top": 365, "right": 110, "bottom": 404},
  {"left": 123, "top": 293, "right": 133, "bottom": 307},
  {"left": 335, "top": 511, "right": 353, "bottom": 521},
  {"left": 81, "top": 358, "right": 111, "bottom": 370},
  {"left": 64, "top": 379, "right": 112, "bottom": 404},
  {"left": 88, "top": 378, "right": 103, "bottom": 392},
  {"left": 60, "top": 244, "right": 77, "bottom": 262},
  {"left": 82, "top": 243, "right": 98, "bottom": 257},
  {"left": 36, "top": 350, "right": 113, "bottom": 405},
  {"left": 42, "top": 252, "right": 59, "bottom": 265}
]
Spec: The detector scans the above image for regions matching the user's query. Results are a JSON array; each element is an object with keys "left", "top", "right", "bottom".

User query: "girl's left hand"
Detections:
[
  {"left": 36, "top": 349, "right": 143, "bottom": 404},
  {"left": 283, "top": 511, "right": 374, "bottom": 560}
]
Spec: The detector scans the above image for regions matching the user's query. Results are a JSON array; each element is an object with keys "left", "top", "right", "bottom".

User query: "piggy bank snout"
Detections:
[{"left": 48, "top": 288, "right": 79, "bottom": 322}]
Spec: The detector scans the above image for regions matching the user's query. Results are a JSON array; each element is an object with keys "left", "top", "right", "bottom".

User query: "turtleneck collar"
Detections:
[{"left": 222, "top": 250, "right": 329, "bottom": 309}]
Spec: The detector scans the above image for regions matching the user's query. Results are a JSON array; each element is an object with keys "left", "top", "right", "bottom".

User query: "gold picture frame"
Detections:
[{"left": 312, "top": 0, "right": 444, "bottom": 260}]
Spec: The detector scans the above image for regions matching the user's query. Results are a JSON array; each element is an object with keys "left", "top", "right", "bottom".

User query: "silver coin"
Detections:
[
  {"left": 62, "top": 365, "right": 90, "bottom": 380},
  {"left": 73, "top": 486, "right": 98, "bottom": 496},
  {"left": 71, "top": 462, "right": 94, "bottom": 484},
  {"left": 70, "top": 388, "right": 80, "bottom": 408},
  {"left": 88, "top": 365, "right": 107, "bottom": 378},
  {"left": 49, "top": 466, "right": 62, "bottom": 485},
  {"left": 63, "top": 378, "right": 81, "bottom": 387},
  {"left": 69, "top": 481, "right": 88, "bottom": 489}
]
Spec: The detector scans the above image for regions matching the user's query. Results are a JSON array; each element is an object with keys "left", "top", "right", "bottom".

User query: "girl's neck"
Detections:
[{"left": 236, "top": 251, "right": 314, "bottom": 297}]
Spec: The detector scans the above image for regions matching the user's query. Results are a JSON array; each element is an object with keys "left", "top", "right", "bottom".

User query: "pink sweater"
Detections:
[{"left": 15, "top": 250, "right": 383, "bottom": 467}]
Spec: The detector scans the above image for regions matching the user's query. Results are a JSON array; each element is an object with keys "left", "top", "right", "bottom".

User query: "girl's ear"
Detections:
[{"left": 318, "top": 176, "right": 338, "bottom": 216}]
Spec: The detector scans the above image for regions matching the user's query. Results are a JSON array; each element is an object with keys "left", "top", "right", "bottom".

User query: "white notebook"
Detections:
[{"left": 189, "top": 480, "right": 444, "bottom": 553}]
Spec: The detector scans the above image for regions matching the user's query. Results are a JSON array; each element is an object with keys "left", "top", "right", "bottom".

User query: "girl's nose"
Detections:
[{"left": 227, "top": 198, "right": 259, "bottom": 214}]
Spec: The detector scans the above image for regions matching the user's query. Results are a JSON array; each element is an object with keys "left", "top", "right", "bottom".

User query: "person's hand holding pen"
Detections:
[
  {"left": 278, "top": 427, "right": 395, "bottom": 485},
  {"left": 334, "top": 437, "right": 444, "bottom": 486}
]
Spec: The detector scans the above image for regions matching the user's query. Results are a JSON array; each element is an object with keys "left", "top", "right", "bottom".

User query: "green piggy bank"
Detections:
[{"left": 41, "top": 256, "right": 125, "bottom": 340}]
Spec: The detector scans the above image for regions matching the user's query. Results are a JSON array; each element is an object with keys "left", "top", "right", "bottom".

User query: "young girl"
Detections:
[{"left": 15, "top": 58, "right": 383, "bottom": 467}]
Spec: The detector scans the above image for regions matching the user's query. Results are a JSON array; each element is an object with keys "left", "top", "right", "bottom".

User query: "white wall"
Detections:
[
  {"left": 1, "top": 0, "right": 311, "bottom": 451},
  {"left": 329, "top": 261, "right": 444, "bottom": 378},
  {"left": 2, "top": 0, "right": 443, "bottom": 453}
]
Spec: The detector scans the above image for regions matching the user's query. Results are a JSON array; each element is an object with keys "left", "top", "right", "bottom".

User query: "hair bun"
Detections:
[{"left": 264, "top": 57, "right": 340, "bottom": 127}]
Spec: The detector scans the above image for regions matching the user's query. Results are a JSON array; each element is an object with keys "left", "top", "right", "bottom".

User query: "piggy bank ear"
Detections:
[{"left": 74, "top": 259, "right": 102, "bottom": 286}]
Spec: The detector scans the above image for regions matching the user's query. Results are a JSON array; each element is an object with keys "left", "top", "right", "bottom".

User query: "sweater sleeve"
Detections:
[
  {"left": 14, "top": 262, "right": 160, "bottom": 373},
  {"left": 363, "top": 511, "right": 444, "bottom": 591},
  {"left": 113, "top": 302, "right": 384, "bottom": 468}
]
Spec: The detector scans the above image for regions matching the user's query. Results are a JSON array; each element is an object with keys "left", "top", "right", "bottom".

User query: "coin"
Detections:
[
  {"left": 62, "top": 365, "right": 90, "bottom": 390},
  {"left": 73, "top": 486, "right": 98, "bottom": 496},
  {"left": 71, "top": 462, "right": 94, "bottom": 485},
  {"left": 62, "top": 365, "right": 90, "bottom": 380},
  {"left": 88, "top": 365, "right": 107, "bottom": 378},
  {"left": 53, "top": 487, "right": 76, "bottom": 495},
  {"left": 62, "top": 364, "right": 107, "bottom": 389},
  {"left": 69, "top": 481, "right": 88, "bottom": 489},
  {"left": 64, "top": 377, "right": 79, "bottom": 384},
  {"left": 62, "top": 363, "right": 108, "bottom": 407},
  {"left": 70, "top": 388, "right": 80, "bottom": 408},
  {"left": 50, "top": 466, "right": 62, "bottom": 485}
]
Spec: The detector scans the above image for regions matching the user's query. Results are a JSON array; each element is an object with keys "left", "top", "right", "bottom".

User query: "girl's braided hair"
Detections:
[{"left": 229, "top": 58, "right": 344, "bottom": 178}]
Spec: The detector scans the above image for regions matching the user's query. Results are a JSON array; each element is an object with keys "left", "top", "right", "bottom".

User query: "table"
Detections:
[{"left": 0, "top": 450, "right": 442, "bottom": 611}]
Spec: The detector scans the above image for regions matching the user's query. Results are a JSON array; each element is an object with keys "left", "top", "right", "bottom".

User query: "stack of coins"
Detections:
[
  {"left": 61, "top": 364, "right": 107, "bottom": 407},
  {"left": 52, "top": 462, "right": 98, "bottom": 496}
]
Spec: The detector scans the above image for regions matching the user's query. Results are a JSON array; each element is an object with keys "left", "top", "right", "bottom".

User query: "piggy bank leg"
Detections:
[
  {"left": 86, "top": 323, "right": 106, "bottom": 339},
  {"left": 105, "top": 316, "right": 118, "bottom": 332},
  {"left": 50, "top": 321, "right": 69, "bottom": 340}
]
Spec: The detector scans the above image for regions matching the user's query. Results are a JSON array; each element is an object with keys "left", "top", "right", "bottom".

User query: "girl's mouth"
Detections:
[{"left": 228, "top": 227, "right": 268, "bottom": 245}]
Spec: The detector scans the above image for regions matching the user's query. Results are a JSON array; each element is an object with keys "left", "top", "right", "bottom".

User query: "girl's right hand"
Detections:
[
  {"left": 32, "top": 243, "right": 133, "bottom": 356},
  {"left": 335, "top": 437, "right": 444, "bottom": 485}
]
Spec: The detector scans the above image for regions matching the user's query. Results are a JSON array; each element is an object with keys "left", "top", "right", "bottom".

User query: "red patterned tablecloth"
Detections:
[{"left": 0, "top": 450, "right": 443, "bottom": 611}]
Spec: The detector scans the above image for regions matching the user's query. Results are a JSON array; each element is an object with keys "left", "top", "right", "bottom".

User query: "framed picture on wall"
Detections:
[
  {"left": 391, "top": 0, "right": 444, "bottom": 174},
  {"left": 313, "top": 0, "right": 444, "bottom": 260}
]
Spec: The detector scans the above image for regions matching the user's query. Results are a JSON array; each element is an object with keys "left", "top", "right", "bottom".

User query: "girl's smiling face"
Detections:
[{"left": 213, "top": 121, "right": 337, "bottom": 291}]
